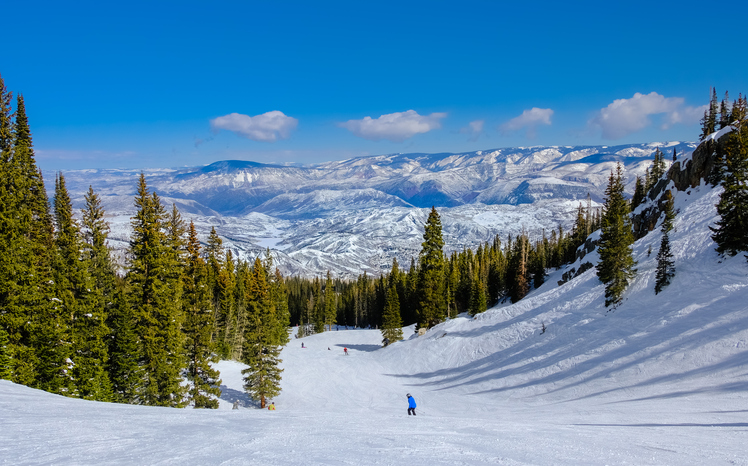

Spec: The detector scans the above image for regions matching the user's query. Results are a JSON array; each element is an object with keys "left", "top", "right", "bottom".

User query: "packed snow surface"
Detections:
[{"left": 2, "top": 181, "right": 747, "bottom": 465}]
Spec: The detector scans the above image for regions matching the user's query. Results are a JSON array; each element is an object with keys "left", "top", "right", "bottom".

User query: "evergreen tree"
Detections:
[
  {"left": 270, "top": 267, "right": 290, "bottom": 348},
  {"left": 0, "top": 79, "right": 36, "bottom": 385},
  {"left": 416, "top": 207, "right": 447, "bottom": 328},
  {"left": 313, "top": 277, "right": 325, "bottom": 333},
  {"left": 107, "top": 285, "right": 142, "bottom": 403},
  {"left": 380, "top": 285, "right": 403, "bottom": 345},
  {"left": 486, "top": 236, "right": 504, "bottom": 307},
  {"left": 54, "top": 173, "right": 111, "bottom": 400},
  {"left": 655, "top": 191, "right": 676, "bottom": 294},
  {"left": 81, "top": 186, "right": 116, "bottom": 300},
  {"left": 0, "top": 326, "right": 10, "bottom": 380},
  {"left": 183, "top": 221, "right": 222, "bottom": 408},
  {"left": 631, "top": 176, "right": 645, "bottom": 209},
  {"left": 214, "top": 250, "right": 236, "bottom": 358},
  {"left": 468, "top": 269, "right": 487, "bottom": 316},
  {"left": 127, "top": 174, "right": 186, "bottom": 407},
  {"left": 14, "top": 96, "right": 63, "bottom": 393},
  {"left": 597, "top": 164, "right": 637, "bottom": 307},
  {"left": 324, "top": 271, "right": 336, "bottom": 331},
  {"left": 711, "top": 118, "right": 748, "bottom": 256},
  {"left": 509, "top": 233, "right": 530, "bottom": 303},
  {"left": 719, "top": 91, "right": 730, "bottom": 130},
  {"left": 241, "top": 258, "right": 284, "bottom": 408},
  {"left": 707, "top": 87, "right": 719, "bottom": 135}
]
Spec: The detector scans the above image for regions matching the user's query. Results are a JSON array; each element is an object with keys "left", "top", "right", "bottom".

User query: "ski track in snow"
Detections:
[{"left": 3, "top": 174, "right": 748, "bottom": 465}]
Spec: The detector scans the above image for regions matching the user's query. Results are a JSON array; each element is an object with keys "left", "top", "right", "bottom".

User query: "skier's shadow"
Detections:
[{"left": 219, "top": 386, "right": 258, "bottom": 408}]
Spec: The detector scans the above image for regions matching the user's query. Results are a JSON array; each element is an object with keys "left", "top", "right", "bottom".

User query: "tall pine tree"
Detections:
[
  {"left": 127, "top": 174, "right": 186, "bottom": 407},
  {"left": 710, "top": 118, "right": 748, "bottom": 256},
  {"left": 597, "top": 164, "right": 637, "bottom": 307},
  {"left": 380, "top": 285, "right": 403, "bottom": 346},
  {"left": 416, "top": 207, "right": 447, "bottom": 328},
  {"left": 241, "top": 258, "right": 284, "bottom": 408},
  {"left": 54, "top": 173, "right": 112, "bottom": 400},
  {"left": 183, "top": 221, "right": 222, "bottom": 408},
  {"left": 655, "top": 191, "right": 676, "bottom": 294}
]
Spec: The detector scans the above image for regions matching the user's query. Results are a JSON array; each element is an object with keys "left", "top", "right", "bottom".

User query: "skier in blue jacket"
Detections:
[{"left": 407, "top": 393, "right": 416, "bottom": 416}]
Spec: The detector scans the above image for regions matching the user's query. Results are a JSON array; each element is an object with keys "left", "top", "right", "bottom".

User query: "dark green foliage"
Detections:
[
  {"left": 13, "top": 96, "right": 63, "bottom": 393},
  {"left": 381, "top": 285, "right": 403, "bottom": 345},
  {"left": 711, "top": 119, "right": 748, "bottom": 256},
  {"left": 631, "top": 176, "right": 645, "bottom": 209},
  {"left": 700, "top": 88, "right": 719, "bottom": 140},
  {"left": 597, "top": 164, "right": 637, "bottom": 307},
  {"left": 655, "top": 191, "right": 676, "bottom": 294},
  {"left": 647, "top": 148, "right": 667, "bottom": 192},
  {"left": 416, "top": 207, "right": 447, "bottom": 328},
  {"left": 719, "top": 91, "right": 730, "bottom": 130},
  {"left": 107, "top": 285, "right": 142, "bottom": 403},
  {"left": 127, "top": 174, "right": 186, "bottom": 407},
  {"left": 242, "top": 258, "right": 284, "bottom": 408},
  {"left": 324, "top": 271, "right": 336, "bottom": 331},
  {"left": 270, "top": 267, "right": 291, "bottom": 347},
  {"left": 183, "top": 221, "right": 222, "bottom": 408},
  {"left": 54, "top": 174, "right": 112, "bottom": 401},
  {"left": 0, "top": 326, "right": 10, "bottom": 380},
  {"left": 468, "top": 270, "right": 487, "bottom": 316},
  {"left": 507, "top": 234, "right": 531, "bottom": 303}
]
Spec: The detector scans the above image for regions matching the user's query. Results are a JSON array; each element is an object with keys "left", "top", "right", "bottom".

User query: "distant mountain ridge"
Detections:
[{"left": 47, "top": 142, "right": 697, "bottom": 278}]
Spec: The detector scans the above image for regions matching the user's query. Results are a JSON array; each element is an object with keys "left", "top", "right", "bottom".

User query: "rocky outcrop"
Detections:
[{"left": 632, "top": 134, "right": 724, "bottom": 238}]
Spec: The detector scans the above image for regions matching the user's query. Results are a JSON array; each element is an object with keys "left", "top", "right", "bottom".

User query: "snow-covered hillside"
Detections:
[
  {"left": 47, "top": 142, "right": 695, "bottom": 278},
  {"left": 4, "top": 167, "right": 746, "bottom": 465}
]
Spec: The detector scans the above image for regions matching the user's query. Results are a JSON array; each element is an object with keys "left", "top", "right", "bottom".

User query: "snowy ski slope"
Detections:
[{"left": 1, "top": 180, "right": 747, "bottom": 465}]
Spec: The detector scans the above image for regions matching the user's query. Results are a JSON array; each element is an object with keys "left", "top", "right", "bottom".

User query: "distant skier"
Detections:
[
  {"left": 301, "top": 342, "right": 305, "bottom": 348},
  {"left": 407, "top": 393, "right": 416, "bottom": 416},
  {"left": 268, "top": 402, "right": 276, "bottom": 411},
  {"left": 344, "top": 347, "right": 348, "bottom": 355}
]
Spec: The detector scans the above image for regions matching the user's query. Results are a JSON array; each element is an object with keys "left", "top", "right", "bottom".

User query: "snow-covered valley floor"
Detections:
[{"left": 2, "top": 182, "right": 748, "bottom": 465}]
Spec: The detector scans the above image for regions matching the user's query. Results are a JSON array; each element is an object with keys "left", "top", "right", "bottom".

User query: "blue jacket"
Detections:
[{"left": 408, "top": 396, "right": 416, "bottom": 409}]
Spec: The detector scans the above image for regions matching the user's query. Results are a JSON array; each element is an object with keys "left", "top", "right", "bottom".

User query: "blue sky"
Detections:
[{"left": 3, "top": 0, "right": 746, "bottom": 171}]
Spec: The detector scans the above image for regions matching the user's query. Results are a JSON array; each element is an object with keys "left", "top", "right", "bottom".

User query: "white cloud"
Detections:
[
  {"left": 501, "top": 108, "right": 553, "bottom": 138},
  {"left": 589, "top": 92, "right": 705, "bottom": 139},
  {"left": 210, "top": 111, "right": 298, "bottom": 142},
  {"left": 460, "top": 120, "right": 484, "bottom": 141},
  {"left": 663, "top": 104, "right": 708, "bottom": 129},
  {"left": 339, "top": 110, "right": 446, "bottom": 142}
]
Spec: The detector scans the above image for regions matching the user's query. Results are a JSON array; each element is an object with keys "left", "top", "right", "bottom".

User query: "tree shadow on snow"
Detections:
[
  {"left": 574, "top": 422, "right": 748, "bottom": 428},
  {"left": 219, "top": 385, "right": 259, "bottom": 408},
  {"left": 383, "top": 284, "right": 748, "bottom": 401},
  {"left": 335, "top": 344, "right": 381, "bottom": 353}
]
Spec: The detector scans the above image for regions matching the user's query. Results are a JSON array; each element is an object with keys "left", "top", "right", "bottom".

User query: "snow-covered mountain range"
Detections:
[{"left": 47, "top": 142, "right": 696, "bottom": 278}]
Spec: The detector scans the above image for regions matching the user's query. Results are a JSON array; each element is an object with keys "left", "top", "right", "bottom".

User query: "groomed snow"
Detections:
[{"left": 2, "top": 181, "right": 747, "bottom": 465}]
